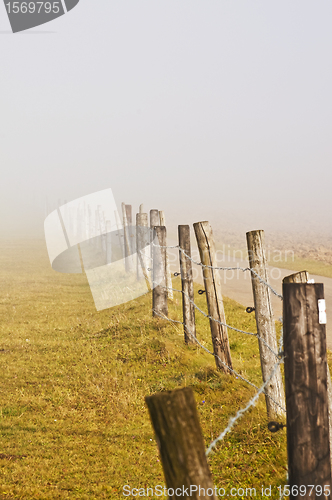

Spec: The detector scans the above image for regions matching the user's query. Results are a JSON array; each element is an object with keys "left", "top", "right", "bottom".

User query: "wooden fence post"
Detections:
[
  {"left": 178, "top": 225, "right": 196, "bottom": 344},
  {"left": 145, "top": 387, "right": 217, "bottom": 500},
  {"left": 136, "top": 212, "right": 150, "bottom": 285},
  {"left": 125, "top": 204, "right": 136, "bottom": 257},
  {"left": 150, "top": 209, "right": 160, "bottom": 228},
  {"left": 283, "top": 271, "right": 332, "bottom": 470},
  {"left": 152, "top": 226, "right": 168, "bottom": 318},
  {"left": 283, "top": 271, "right": 309, "bottom": 284},
  {"left": 193, "top": 221, "right": 232, "bottom": 374},
  {"left": 114, "top": 210, "right": 123, "bottom": 256},
  {"left": 125, "top": 204, "right": 132, "bottom": 225},
  {"left": 159, "top": 210, "right": 173, "bottom": 300},
  {"left": 246, "top": 230, "right": 285, "bottom": 417},
  {"left": 283, "top": 283, "right": 331, "bottom": 498},
  {"left": 122, "top": 203, "right": 134, "bottom": 272}
]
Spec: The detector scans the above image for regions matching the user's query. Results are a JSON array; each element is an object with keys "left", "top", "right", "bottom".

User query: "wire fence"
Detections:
[
  {"left": 149, "top": 242, "right": 286, "bottom": 459},
  {"left": 153, "top": 243, "right": 284, "bottom": 300}
]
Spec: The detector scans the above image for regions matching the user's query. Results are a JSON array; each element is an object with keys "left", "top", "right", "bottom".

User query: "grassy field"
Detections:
[
  {"left": 0, "top": 239, "right": 295, "bottom": 499},
  {"left": 268, "top": 255, "right": 332, "bottom": 279}
]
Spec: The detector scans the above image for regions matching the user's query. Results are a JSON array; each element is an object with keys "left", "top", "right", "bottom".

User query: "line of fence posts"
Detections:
[
  {"left": 145, "top": 284, "right": 332, "bottom": 498},
  {"left": 193, "top": 221, "right": 233, "bottom": 374},
  {"left": 246, "top": 229, "right": 285, "bottom": 417},
  {"left": 145, "top": 217, "right": 332, "bottom": 490},
  {"left": 178, "top": 225, "right": 196, "bottom": 344}
]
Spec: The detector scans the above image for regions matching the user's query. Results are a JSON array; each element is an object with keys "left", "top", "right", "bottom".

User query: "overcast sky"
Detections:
[{"left": 0, "top": 1, "right": 331, "bottom": 239}]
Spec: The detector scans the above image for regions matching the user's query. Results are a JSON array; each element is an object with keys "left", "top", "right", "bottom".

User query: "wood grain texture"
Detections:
[
  {"left": 283, "top": 271, "right": 309, "bottom": 284},
  {"left": 283, "top": 271, "right": 332, "bottom": 467},
  {"left": 136, "top": 212, "right": 149, "bottom": 282},
  {"left": 122, "top": 203, "right": 134, "bottom": 272},
  {"left": 145, "top": 387, "right": 217, "bottom": 499},
  {"left": 193, "top": 221, "right": 232, "bottom": 373},
  {"left": 246, "top": 230, "right": 285, "bottom": 417},
  {"left": 159, "top": 211, "right": 173, "bottom": 300},
  {"left": 178, "top": 225, "right": 196, "bottom": 344},
  {"left": 152, "top": 226, "right": 168, "bottom": 318},
  {"left": 283, "top": 283, "right": 331, "bottom": 498}
]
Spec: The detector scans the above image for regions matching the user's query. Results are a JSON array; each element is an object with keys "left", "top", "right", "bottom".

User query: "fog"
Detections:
[{"left": 1, "top": 1, "right": 332, "bottom": 242}]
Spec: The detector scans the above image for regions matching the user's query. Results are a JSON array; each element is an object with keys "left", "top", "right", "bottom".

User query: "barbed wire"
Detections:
[
  {"left": 152, "top": 309, "right": 286, "bottom": 415},
  {"left": 205, "top": 356, "right": 285, "bottom": 455},
  {"left": 149, "top": 241, "right": 286, "bottom": 472},
  {"left": 152, "top": 281, "right": 280, "bottom": 360},
  {"left": 152, "top": 243, "right": 283, "bottom": 300}
]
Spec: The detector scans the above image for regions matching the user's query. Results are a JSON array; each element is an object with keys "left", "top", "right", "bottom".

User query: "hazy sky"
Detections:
[{"left": 1, "top": 1, "right": 331, "bottom": 238}]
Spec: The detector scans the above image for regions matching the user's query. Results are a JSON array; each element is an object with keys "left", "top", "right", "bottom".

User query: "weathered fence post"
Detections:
[
  {"left": 246, "top": 230, "right": 285, "bottom": 417},
  {"left": 193, "top": 221, "right": 232, "bottom": 374},
  {"left": 122, "top": 203, "right": 134, "bottom": 272},
  {"left": 159, "top": 210, "right": 173, "bottom": 300},
  {"left": 145, "top": 387, "right": 217, "bottom": 500},
  {"left": 283, "top": 283, "right": 331, "bottom": 498},
  {"left": 283, "top": 271, "right": 332, "bottom": 469},
  {"left": 283, "top": 271, "right": 309, "bottom": 284},
  {"left": 125, "top": 204, "right": 136, "bottom": 256},
  {"left": 136, "top": 212, "right": 150, "bottom": 286},
  {"left": 125, "top": 204, "right": 132, "bottom": 225},
  {"left": 150, "top": 209, "right": 160, "bottom": 229},
  {"left": 178, "top": 225, "right": 196, "bottom": 344},
  {"left": 152, "top": 226, "right": 168, "bottom": 318},
  {"left": 150, "top": 209, "right": 160, "bottom": 262}
]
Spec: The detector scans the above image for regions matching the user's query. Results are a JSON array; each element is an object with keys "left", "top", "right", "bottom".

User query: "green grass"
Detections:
[
  {"left": 270, "top": 256, "right": 332, "bottom": 279},
  {"left": 0, "top": 240, "right": 290, "bottom": 499},
  {"left": 214, "top": 242, "right": 332, "bottom": 279}
]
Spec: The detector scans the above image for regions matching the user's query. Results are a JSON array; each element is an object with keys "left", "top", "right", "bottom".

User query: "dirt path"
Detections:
[{"left": 167, "top": 244, "right": 332, "bottom": 349}]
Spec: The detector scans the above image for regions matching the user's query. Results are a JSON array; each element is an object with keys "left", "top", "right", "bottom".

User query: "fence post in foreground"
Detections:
[
  {"left": 145, "top": 387, "right": 217, "bottom": 500},
  {"left": 246, "top": 230, "right": 285, "bottom": 417},
  {"left": 283, "top": 271, "right": 332, "bottom": 469},
  {"left": 159, "top": 210, "right": 173, "bottom": 300},
  {"left": 152, "top": 226, "right": 168, "bottom": 318},
  {"left": 193, "top": 221, "right": 232, "bottom": 374},
  {"left": 178, "top": 225, "right": 196, "bottom": 344},
  {"left": 283, "top": 283, "right": 331, "bottom": 497}
]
